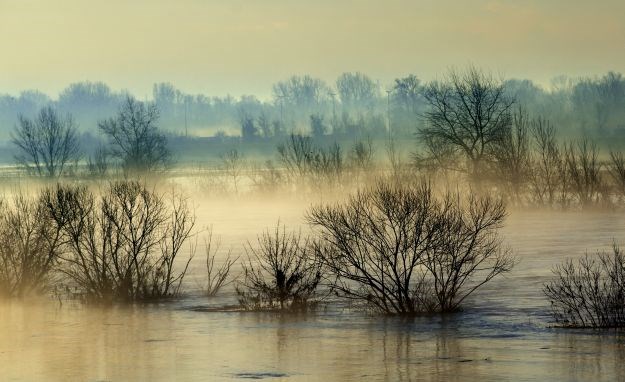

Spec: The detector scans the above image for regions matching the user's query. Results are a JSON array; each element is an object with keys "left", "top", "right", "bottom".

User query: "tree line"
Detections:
[{"left": 2, "top": 69, "right": 625, "bottom": 142}]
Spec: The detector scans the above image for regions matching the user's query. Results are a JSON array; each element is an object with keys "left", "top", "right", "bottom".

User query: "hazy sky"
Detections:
[{"left": 1, "top": 0, "right": 624, "bottom": 99}]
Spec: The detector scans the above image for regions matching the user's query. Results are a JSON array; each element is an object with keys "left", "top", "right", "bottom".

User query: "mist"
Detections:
[{"left": 3, "top": 1, "right": 625, "bottom": 381}]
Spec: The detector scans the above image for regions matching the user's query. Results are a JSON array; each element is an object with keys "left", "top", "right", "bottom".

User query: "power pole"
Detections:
[
  {"left": 386, "top": 89, "right": 392, "bottom": 137},
  {"left": 184, "top": 100, "right": 188, "bottom": 137},
  {"left": 329, "top": 91, "right": 337, "bottom": 134}
]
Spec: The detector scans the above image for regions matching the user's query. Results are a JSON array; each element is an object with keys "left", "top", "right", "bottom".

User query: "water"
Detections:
[{"left": 2, "top": 197, "right": 625, "bottom": 381}]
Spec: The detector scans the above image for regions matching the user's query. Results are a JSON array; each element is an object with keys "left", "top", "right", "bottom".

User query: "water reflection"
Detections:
[{"left": 3, "top": 209, "right": 625, "bottom": 380}]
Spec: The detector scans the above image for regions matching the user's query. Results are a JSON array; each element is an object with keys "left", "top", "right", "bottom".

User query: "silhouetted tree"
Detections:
[
  {"left": 0, "top": 193, "right": 64, "bottom": 297},
  {"left": 272, "top": 75, "right": 330, "bottom": 110},
  {"left": 43, "top": 181, "right": 195, "bottom": 302},
  {"left": 308, "top": 182, "right": 513, "bottom": 314},
  {"left": 12, "top": 106, "right": 81, "bottom": 177},
  {"left": 564, "top": 138, "right": 603, "bottom": 207},
  {"left": 236, "top": 223, "right": 321, "bottom": 311},
  {"left": 544, "top": 245, "right": 625, "bottom": 328},
  {"left": 98, "top": 97, "right": 170, "bottom": 173},
  {"left": 336, "top": 72, "right": 379, "bottom": 109},
  {"left": 419, "top": 67, "right": 514, "bottom": 183},
  {"left": 529, "top": 117, "right": 567, "bottom": 206},
  {"left": 493, "top": 106, "right": 531, "bottom": 204}
]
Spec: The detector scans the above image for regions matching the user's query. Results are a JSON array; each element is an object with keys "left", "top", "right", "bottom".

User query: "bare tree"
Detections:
[
  {"left": 308, "top": 181, "right": 513, "bottom": 314},
  {"left": 0, "top": 193, "right": 64, "bottom": 297},
  {"left": 12, "top": 106, "right": 80, "bottom": 177},
  {"left": 419, "top": 67, "right": 514, "bottom": 183},
  {"left": 608, "top": 150, "right": 625, "bottom": 200},
  {"left": 529, "top": 117, "right": 566, "bottom": 206},
  {"left": 277, "top": 134, "right": 344, "bottom": 186},
  {"left": 99, "top": 96, "right": 170, "bottom": 173},
  {"left": 424, "top": 193, "right": 513, "bottom": 312},
  {"left": 236, "top": 223, "right": 322, "bottom": 311},
  {"left": 277, "top": 134, "right": 316, "bottom": 180},
  {"left": 203, "top": 229, "right": 238, "bottom": 297},
  {"left": 42, "top": 181, "right": 195, "bottom": 302},
  {"left": 349, "top": 137, "right": 374, "bottom": 172},
  {"left": 493, "top": 106, "right": 531, "bottom": 204},
  {"left": 544, "top": 245, "right": 625, "bottom": 328},
  {"left": 87, "top": 144, "right": 109, "bottom": 177},
  {"left": 335, "top": 72, "right": 380, "bottom": 110},
  {"left": 220, "top": 149, "right": 245, "bottom": 195},
  {"left": 564, "top": 138, "right": 603, "bottom": 207}
]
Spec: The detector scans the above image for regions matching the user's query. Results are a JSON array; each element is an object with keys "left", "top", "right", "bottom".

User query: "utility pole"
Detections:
[
  {"left": 276, "top": 94, "right": 285, "bottom": 131},
  {"left": 184, "top": 100, "right": 188, "bottom": 137},
  {"left": 329, "top": 91, "right": 337, "bottom": 134},
  {"left": 386, "top": 89, "right": 392, "bottom": 137}
]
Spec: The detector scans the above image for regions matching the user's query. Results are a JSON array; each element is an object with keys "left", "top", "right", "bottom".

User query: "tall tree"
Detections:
[
  {"left": 12, "top": 106, "right": 81, "bottom": 177},
  {"left": 99, "top": 97, "right": 170, "bottom": 173},
  {"left": 335, "top": 72, "right": 379, "bottom": 109},
  {"left": 419, "top": 66, "right": 514, "bottom": 181}
]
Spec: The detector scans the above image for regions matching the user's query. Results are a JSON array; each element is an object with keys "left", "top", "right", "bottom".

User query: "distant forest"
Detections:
[{"left": 1, "top": 71, "right": 625, "bottom": 163}]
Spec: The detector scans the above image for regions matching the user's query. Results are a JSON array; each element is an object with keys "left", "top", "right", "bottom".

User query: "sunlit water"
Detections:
[{"left": 2, "top": 196, "right": 625, "bottom": 381}]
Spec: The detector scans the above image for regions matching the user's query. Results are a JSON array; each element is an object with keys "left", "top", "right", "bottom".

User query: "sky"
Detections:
[{"left": 1, "top": 0, "right": 624, "bottom": 99}]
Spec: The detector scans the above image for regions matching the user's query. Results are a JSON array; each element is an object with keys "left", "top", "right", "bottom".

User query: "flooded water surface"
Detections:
[{"left": 2, "top": 199, "right": 625, "bottom": 381}]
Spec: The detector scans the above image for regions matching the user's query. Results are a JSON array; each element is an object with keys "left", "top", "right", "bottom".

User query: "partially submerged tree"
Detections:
[
  {"left": 308, "top": 181, "right": 514, "bottom": 315},
  {"left": 277, "top": 134, "right": 344, "bottom": 185},
  {"left": 0, "top": 194, "right": 64, "bottom": 297},
  {"left": 42, "top": 181, "right": 195, "bottom": 302},
  {"left": 203, "top": 229, "right": 238, "bottom": 297},
  {"left": 236, "top": 223, "right": 322, "bottom": 311},
  {"left": 419, "top": 67, "right": 514, "bottom": 183},
  {"left": 99, "top": 97, "right": 170, "bottom": 173},
  {"left": 220, "top": 149, "right": 245, "bottom": 195},
  {"left": 12, "top": 106, "right": 81, "bottom": 177},
  {"left": 493, "top": 107, "right": 531, "bottom": 204},
  {"left": 544, "top": 245, "right": 625, "bottom": 328},
  {"left": 564, "top": 138, "right": 603, "bottom": 207},
  {"left": 529, "top": 117, "right": 566, "bottom": 206},
  {"left": 608, "top": 150, "right": 625, "bottom": 199}
]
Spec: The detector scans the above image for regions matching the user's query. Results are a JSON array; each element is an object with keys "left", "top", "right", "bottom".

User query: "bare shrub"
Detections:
[
  {"left": 220, "top": 149, "right": 245, "bottom": 195},
  {"left": 608, "top": 150, "right": 625, "bottom": 200},
  {"left": 544, "top": 245, "right": 625, "bottom": 328},
  {"left": 203, "top": 230, "right": 238, "bottom": 297},
  {"left": 529, "top": 117, "right": 567, "bottom": 206},
  {"left": 564, "top": 138, "right": 603, "bottom": 207},
  {"left": 277, "top": 134, "right": 344, "bottom": 187},
  {"left": 308, "top": 181, "right": 514, "bottom": 315},
  {"left": 424, "top": 193, "right": 514, "bottom": 312},
  {"left": 236, "top": 223, "right": 322, "bottom": 311},
  {"left": 277, "top": 134, "right": 315, "bottom": 180},
  {"left": 493, "top": 107, "right": 531, "bottom": 204},
  {"left": 0, "top": 193, "right": 64, "bottom": 297},
  {"left": 349, "top": 137, "right": 374, "bottom": 172},
  {"left": 43, "top": 181, "right": 195, "bottom": 302},
  {"left": 248, "top": 160, "right": 284, "bottom": 194},
  {"left": 87, "top": 145, "right": 109, "bottom": 177},
  {"left": 348, "top": 137, "right": 375, "bottom": 185}
]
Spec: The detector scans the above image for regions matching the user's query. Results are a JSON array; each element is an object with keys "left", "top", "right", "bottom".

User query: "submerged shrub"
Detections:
[
  {"left": 43, "top": 181, "right": 195, "bottom": 302},
  {"left": 236, "top": 223, "right": 322, "bottom": 311},
  {"left": 308, "top": 181, "right": 514, "bottom": 315},
  {"left": 544, "top": 245, "right": 625, "bottom": 328},
  {"left": 0, "top": 193, "right": 64, "bottom": 297},
  {"left": 203, "top": 230, "right": 238, "bottom": 297}
]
